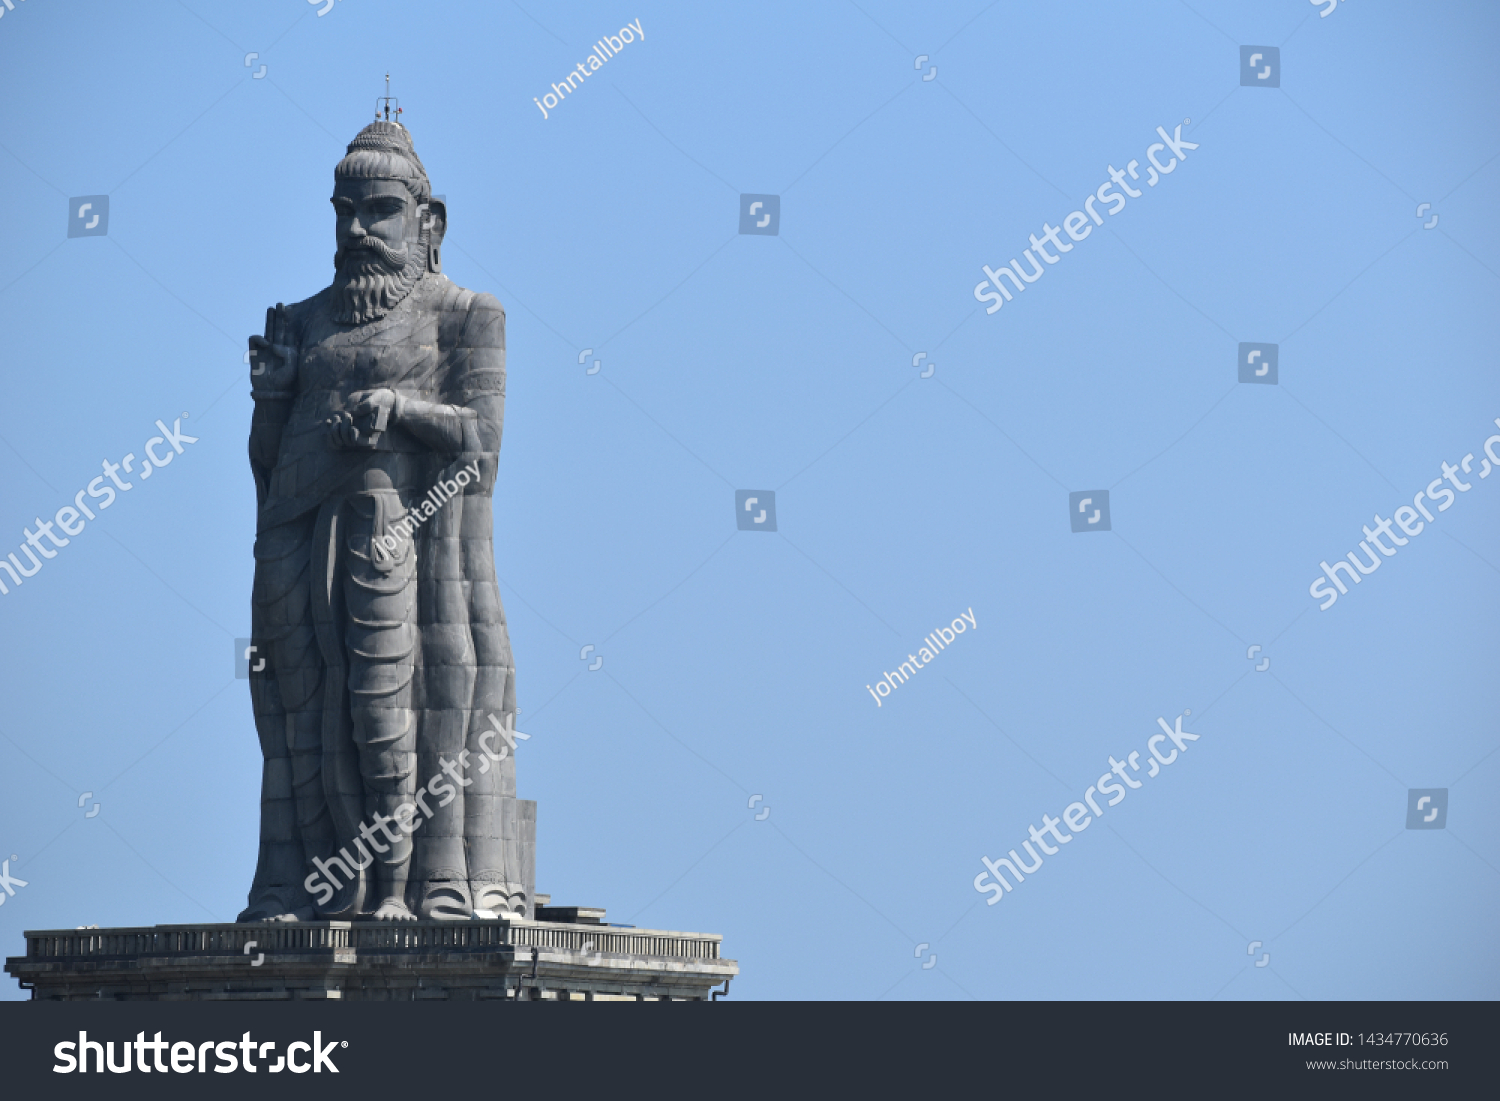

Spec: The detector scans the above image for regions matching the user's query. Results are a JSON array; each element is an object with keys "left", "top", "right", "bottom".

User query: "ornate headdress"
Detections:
[{"left": 334, "top": 121, "right": 431, "bottom": 203}]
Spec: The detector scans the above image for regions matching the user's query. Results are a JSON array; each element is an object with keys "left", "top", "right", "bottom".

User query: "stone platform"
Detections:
[{"left": 7, "top": 913, "right": 737, "bottom": 1002}]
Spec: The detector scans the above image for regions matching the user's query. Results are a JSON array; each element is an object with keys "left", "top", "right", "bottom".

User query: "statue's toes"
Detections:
[
  {"left": 239, "top": 903, "right": 302, "bottom": 924},
  {"left": 417, "top": 882, "right": 471, "bottom": 921},
  {"left": 371, "top": 900, "right": 418, "bottom": 922}
]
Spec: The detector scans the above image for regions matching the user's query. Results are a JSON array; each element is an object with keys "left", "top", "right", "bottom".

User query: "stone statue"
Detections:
[{"left": 238, "top": 118, "right": 533, "bottom": 923}]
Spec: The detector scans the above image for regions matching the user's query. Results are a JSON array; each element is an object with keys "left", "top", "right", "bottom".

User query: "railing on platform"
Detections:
[{"left": 22, "top": 921, "right": 721, "bottom": 962}]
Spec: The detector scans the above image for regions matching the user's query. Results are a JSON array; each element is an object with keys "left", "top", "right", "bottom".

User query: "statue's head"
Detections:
[{"left": 330, "top": 121, "right": 447, "bottom": 325}]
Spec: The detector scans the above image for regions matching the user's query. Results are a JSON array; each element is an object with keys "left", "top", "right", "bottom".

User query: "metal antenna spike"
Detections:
[{"left": 375, "top": 74, "right": 400, "bottom": 124}]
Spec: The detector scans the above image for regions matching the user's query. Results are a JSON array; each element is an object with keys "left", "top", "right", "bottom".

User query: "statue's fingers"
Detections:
[
  {"left": 264, "top": 307, "right": 276, "bottom": 342},
  {"left": 273, "top": 304, "right": 287, "bottom": 346}
]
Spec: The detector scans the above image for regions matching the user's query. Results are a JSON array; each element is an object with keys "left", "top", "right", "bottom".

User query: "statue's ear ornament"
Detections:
[{"left": 419, "top": 201, "right": 443, "bottom": 273}]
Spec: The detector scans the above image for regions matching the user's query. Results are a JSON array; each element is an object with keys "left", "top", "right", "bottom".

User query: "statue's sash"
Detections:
[{"left": 308, "top": 492, "right": 369, "bottom": 917}]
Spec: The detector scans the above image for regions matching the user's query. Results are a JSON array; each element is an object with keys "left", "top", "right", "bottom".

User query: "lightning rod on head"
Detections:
[{"left": 375, "top": 72, "right": 403, "bottom": 124}]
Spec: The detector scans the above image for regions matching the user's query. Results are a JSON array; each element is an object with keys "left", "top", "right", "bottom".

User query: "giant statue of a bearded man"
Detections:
[{"left": 238, "top": 119, "right": 533, "bottom": 923}]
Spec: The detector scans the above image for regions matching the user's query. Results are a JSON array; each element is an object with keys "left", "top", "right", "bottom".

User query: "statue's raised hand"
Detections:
[{"left": 248, "top": 304, "right": 299, "bottom": 394}]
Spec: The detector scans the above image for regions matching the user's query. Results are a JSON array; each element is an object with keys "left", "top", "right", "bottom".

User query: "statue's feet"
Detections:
[
  {"left": 370, "top": 897, "right": 418, "bottom": 922},
  {"left": 237, "top": 901, "right": 313, "bottom": 923},
  {"left": 417, "top": 881, "right": 472, "bottom": 921},
  {"left": 471, "top": 882, "right": 526, "bottom": 919}
]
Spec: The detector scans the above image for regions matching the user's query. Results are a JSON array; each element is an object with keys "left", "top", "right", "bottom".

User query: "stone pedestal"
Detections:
[{"left": 6, "top": 914, "right": 736, "bottom": 1002}]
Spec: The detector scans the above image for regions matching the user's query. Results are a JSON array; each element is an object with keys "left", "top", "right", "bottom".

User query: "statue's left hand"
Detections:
[
  {"left": 349, "top": 388, "right": 398, "bottom": 426},
  {"left": 328, "top": 388, "right": 398, "bottom": 449}
]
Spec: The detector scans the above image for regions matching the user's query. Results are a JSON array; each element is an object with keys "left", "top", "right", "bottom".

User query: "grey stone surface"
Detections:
[
  {"left": 6, "top": 920, "right": 737, "bottom": 1002},
  {"left": 239, "top": 119, "right": 529, "bottom": 924},
  {"left": 9, "top": 117, "right": 740, "bottom": 1001}
]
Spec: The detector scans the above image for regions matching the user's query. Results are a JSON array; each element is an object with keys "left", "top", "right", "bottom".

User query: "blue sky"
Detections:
[{"left": 0, "top": 0, "right": 1496, "bottom": 1000}]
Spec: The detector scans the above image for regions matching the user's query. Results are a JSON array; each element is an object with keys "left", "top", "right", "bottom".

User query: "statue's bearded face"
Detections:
[{"left": 330, "top": 178, "right": 427, "bottom": 325}]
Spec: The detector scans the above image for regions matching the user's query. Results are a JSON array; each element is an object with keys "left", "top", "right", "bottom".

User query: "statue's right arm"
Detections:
[{"left": 247, "top": 304, "right": 300, "bottom": 507}]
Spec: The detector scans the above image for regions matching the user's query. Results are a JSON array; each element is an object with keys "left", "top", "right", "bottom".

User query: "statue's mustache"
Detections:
[{"left": 336, "top": 234, "right": 409, "bottom": 270}]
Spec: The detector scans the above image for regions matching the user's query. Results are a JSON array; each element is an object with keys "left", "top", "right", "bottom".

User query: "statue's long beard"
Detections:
[{"left": 332, "top": 228, "right": 427, "bottom": 325}]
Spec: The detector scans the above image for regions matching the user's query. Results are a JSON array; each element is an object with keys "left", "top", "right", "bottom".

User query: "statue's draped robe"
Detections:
[{"left": 245, "top": 272, "right": 530, "bottom": 919}]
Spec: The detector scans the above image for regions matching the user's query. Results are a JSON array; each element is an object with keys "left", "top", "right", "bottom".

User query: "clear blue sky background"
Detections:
[{"left": 1, "top": 0, "right": 1496, "bottom": 1001}]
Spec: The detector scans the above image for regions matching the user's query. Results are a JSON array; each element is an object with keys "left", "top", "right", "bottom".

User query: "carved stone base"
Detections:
[{"left": 6, "top": 916, "right": 737, "bottom": 1002}]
